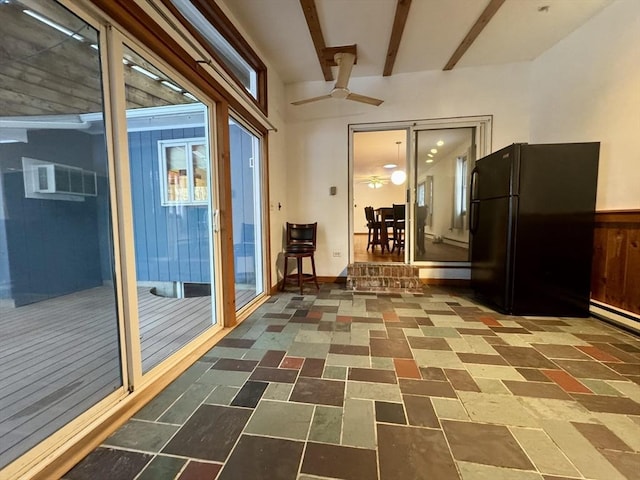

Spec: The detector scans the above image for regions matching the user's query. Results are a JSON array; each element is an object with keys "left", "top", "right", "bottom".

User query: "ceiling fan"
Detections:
[
  {"left": 356, "top": 175, "right": 389, "bottom": 189},
  {"left": 291, "top": 51, "right": 384, "bottom": 107}
]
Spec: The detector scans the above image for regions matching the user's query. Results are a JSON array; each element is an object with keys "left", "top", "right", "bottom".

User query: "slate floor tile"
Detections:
[
  {"left": 103, "top": 419, "right": 178, "bottom": 452},
  {"left": 599, "top": 450, "right": 640, "bottom": 479},
  {"left": 553, "top": 359, "right": 626, "bottom": 380},
  {"left": 64, "top": 447, "right": 152, "bottom": 480},
  {"left": 370, "top": 337, "right": 413, "bottom": 358},
  {"left": 211, "top": 358, "right": 258, "bottom": 371},
  {"left": 301, "top": 442, "right": 378, "bottom": 480},
  {"left": 162, "top": 405, "right": 251, "bottom": 462},
  {"left": 290, "top": 377, "right": 345, "bottom": 406},
  {"left": 403, "top": 394, "right": 439, "bottom": 427},
  {"left": 492, "top": 346, "right": 559, "bottom": 369},
  {"left": 218, "top": 435, "right": 304, "bottom": 480},
  {"left": 378, "top": 424, "right": 458, "bottom": 480},
  {"left": 309, "top": 405, "right": 342, "bottom": 443},
  {"left": 230, "top": 380, "right": 268, "bottom": 408},
  {"left": 244, "top": 400, "right": 313, "bottom": 439},
  {"left": 398, "top": 378, "right": 457, "bottom": 398},
  {"left": 503, "top": 380, "right": 572, "bottom": 400},
  {"left": 249, "top": 366, "right": 298, "bottom": 383},
  {"left": 571, "top": 422, "right": 633, "bottom": 451},
  {"left": 348, "top": 367, "right": 397, "bottom": 384},
  {"left": 442, "top": 420, "right": 534, "bottom": 470},
  {"left": 178, "top": 461, "right": 221, "bottom": 480},
  {"left": 571, "top": 393, "right": 640, "bottom": 415},
  {"left": 375, "top": 401, "right": 407, "bottom": 424},
  {"left": 136, "top": 455, "right": 187, "bottom": 480}
]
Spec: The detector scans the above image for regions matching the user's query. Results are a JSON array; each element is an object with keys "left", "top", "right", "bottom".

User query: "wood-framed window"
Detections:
[
  {"left": 162, "top": 0, "right": 268, "bottom": 114},
  {"left": 159, "top": 137, "right": 209, "bottom": 205}
]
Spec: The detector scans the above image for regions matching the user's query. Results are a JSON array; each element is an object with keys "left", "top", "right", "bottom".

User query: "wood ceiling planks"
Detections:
[
  {"left": 383, "top": 0, "right": 412, "bottom": 77},
  {"left": 0, "top": 1, "right": 191, "bottom": 117},
  {"left": 443, "top": 0, "right": 506, "bottom": 71}
]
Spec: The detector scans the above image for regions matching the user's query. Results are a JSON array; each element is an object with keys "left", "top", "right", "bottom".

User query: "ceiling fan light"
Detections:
[
  {"left": 390, "top": 170, "right": 406, "bottom": 185},
  {"left": 383, "top": 163, "right": 397, "bottom": 169}
]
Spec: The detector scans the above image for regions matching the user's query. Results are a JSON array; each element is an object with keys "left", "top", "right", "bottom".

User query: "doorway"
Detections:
[
  {"left": 349, "top": 116, "right": 492, "bottom": 276},
  {"left": 352, "top": 129, "right": 408, "bottom": 263}
]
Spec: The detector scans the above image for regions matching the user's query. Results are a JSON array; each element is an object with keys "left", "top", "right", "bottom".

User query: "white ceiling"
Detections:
[
  {"left": 219, "top": 0, "right": 613, "bottom": 178},
  {"left": 221, "top": 0, "right": 614, "bottom": 84}
]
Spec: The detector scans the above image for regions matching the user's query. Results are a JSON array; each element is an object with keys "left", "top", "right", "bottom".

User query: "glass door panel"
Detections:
[
  {"left": 122, "top": 45, "right": 217, "bottom": 373},
  {"left": 229, "top": 118, "right": 263, "bottom": 309},
  {"left": 413, "top": 128, "right": 474, "bottom": 262},
  {"left": 0, "top": 1, "right": 121, "bottom": 468}
]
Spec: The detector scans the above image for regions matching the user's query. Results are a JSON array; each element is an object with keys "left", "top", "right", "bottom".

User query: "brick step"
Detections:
[{"left": 346, "top": 263, "right": 422, "bottom": 293}]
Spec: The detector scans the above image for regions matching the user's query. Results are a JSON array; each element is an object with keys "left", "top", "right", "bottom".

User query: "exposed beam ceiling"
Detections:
[
  {"left": 299, "top": 0, "right": 333, "bottom": 81},
  {"left": 443, "top": 0, "right": 506, "bottom": 71},
  {"left": 383, "top": 0, "right": 412, "bottom": 77}
]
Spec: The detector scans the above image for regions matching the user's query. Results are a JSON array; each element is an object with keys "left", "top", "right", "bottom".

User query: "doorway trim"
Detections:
[{"left": 348, "top": 116, "right": 492, "bottom": 280}]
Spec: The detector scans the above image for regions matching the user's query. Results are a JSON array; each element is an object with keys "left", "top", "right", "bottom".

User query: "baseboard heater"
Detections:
[{"left": 590, "top": 300, "right": 639, "bottom": 334}]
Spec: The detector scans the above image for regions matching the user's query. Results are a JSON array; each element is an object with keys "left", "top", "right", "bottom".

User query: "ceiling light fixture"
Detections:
[
  {"left": 391, "top": 170, "right": 406, "bottom": 185},
  {"left": 23, "top": 10, "right": 85, "bottom": 41},
  {"left": 428, "top": 153, "right": 434, "bottom": 158},
  {"left": 183, "top": 92, "right": 198, "bottom": 101},
  {"left": 430, "top": 148, "right": 438, "bottom": 154},
  {"left": 132, "top": 65, "right": 161, "bottom": 81},
  {"left": 161, "top": 80, "right": 183, "bottom": 92},
  {"left": 383, "top": 163, "right": 397, "bottom": 169},
  {"left": 426, "top": 159, "right": 433, "bottom": 163},
  {"left": 391, "top": 141, "right": 407, "bottom": 185},
  {"left": 437, "top": 140, "right": 444, "bottom": 146},
  {"left": 368, "top": 177, "right": 383, "bottom": 189}
]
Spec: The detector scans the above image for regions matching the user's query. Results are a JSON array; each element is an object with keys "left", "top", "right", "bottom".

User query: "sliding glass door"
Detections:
[
  {"left": 0, "top": 1, "right": 122, "bottom": 468},
  {"left": 122, "top": 44, "right": 218, "bottom": 374},
  {"left": 229, "top": 117, "right": 264, "bottom": 309}
]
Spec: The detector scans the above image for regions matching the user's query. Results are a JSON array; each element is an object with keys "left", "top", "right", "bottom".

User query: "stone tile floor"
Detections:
[{"left": 65, "top": 284, "right": 640, "bottom": 480}]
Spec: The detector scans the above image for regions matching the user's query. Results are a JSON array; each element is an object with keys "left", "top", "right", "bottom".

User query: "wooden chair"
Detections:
[
  {"left": 364, "top": 206, "right": 382, "bottom": 251},
  {"left": 280, "top": 222, "right": 319, "bottom": 294},
  {"left": 391, "top": 203, "right": 406, "bottom": 254}
]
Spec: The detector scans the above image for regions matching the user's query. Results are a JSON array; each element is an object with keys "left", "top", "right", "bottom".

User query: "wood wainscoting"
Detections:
[{"left": 591, "top": 210, "right": 640, "bottom": 315}]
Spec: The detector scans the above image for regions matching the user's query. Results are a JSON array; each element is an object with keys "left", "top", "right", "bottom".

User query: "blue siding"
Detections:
[
  {"left": 129, "top": 126, "right": 210, "bottom": 284},
  {"left": 230, "top": 123, "right": 257, "bottom": 283},
  {"left": 0, "top": 130, "right": 108, "bottom": 306}
]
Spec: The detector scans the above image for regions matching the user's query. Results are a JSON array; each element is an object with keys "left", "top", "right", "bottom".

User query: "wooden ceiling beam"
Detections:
[
  {"left": 299, "top": 0, "right": 333, "bottom": 81},
  {"left": 443, "top": 0, "right": 505, "bottom": 71},
  {"left": 383, "top": 0, "right": 412, "bottom": 77}
]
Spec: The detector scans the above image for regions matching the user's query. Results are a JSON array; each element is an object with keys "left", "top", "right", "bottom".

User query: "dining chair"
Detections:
[{"left": 391, "top": 203, "right": 405, "bottom": 254}]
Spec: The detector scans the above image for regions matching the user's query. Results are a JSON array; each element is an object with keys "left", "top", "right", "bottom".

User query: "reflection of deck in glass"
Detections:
[{"left": 0, "top": 285, "right": 261, "bottom": 468}]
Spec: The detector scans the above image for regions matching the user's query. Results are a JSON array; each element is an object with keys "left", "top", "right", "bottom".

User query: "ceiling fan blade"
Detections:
[
  {"left": 291, "top": 94, "right": 332, "bottom": 106},
  {"left": 346, "top": 92, "right": 384, "bottom": 106},
  {"left": 334, "top": 52, "right": 356, "bottom": 90}
]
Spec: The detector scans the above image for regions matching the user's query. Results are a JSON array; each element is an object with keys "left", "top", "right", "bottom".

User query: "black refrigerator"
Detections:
[{"left": 469, "top": 143, "right": 599, "bottom": 317}]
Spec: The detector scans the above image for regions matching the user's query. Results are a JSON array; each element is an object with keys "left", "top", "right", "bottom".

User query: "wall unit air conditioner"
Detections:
[
  {"left": 22, "top": 157, "right": 97, "bottom": 201},
  {"left": 33, "top": 163, "right": 96, "bottom": 196}
]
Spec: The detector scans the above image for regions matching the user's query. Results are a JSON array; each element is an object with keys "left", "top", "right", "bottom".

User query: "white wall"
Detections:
[
  {"left": 284, "top": 63, "right": 531, "bottom": 277},
  {"left": 530, "top": 0, "right": 640, "bottom": 210},
  {"left": 353, "top": 182, "right": 405, "bottom": 234}
]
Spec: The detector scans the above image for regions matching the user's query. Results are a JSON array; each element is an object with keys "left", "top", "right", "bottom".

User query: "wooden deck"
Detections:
[{"left": 0, "top": 284, "right": 256, "bottom": 468}]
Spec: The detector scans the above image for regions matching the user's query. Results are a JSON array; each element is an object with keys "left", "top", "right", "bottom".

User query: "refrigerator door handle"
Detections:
[
  {"left": 470, "top": 201, "right": 479, "bottom": 235},
  {"left": 470, "top": 167, "right": 479, "bottom": 201}
]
